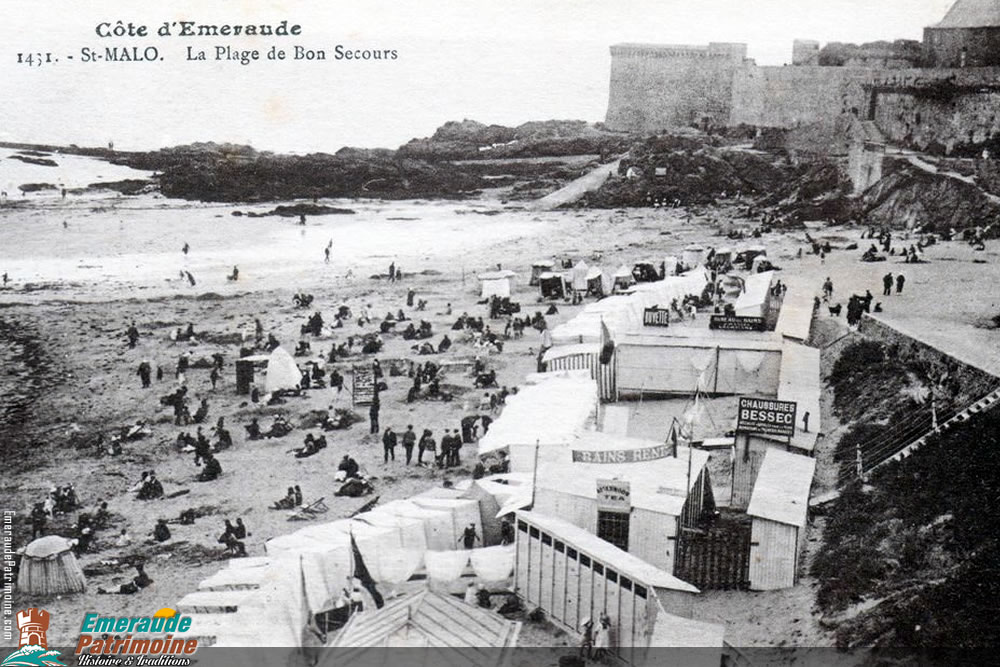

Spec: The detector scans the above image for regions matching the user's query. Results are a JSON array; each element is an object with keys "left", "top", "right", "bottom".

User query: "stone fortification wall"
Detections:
[
  {"left": 868, "top": 67, "right": 1000, "bottom": 153},
  {"left": 729, "top": 66, "right": 874, "bottom": 128},
  {"left": 607, "top": 44, "right": 1000, "bottom": 154},
  {"left": 604, "top": 43, "right": 746, "bottom": 133}
]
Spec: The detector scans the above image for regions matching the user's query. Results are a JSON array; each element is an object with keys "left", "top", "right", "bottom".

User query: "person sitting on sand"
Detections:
[
  {"left": 137, "top": 473, "right": 163, "bottom": 501},
  {"left": 438, "top": 335, "right": 452, "bottom": 353},
  {"left": 193, "top": 398, "right": 209, "bottom": 424},
  {"left": 220, "top": 530, "right": 247, "bottom": 556},
  {"left": 234, "top": 518, "right": 248, "bottom": 539},
  {"left": 99, "top": 563, "right": 153, "bottom": 595},
  {"left": 338, "top": 455, "right": 360, "bottom": 479},
  {"left": 271, "top": 487, "right": 297, "bottom": 510},
  {"left": 246, "top": 418, "right": 262, "bottom": 440},
  {"left": 198, "top": 453, "right": 222, "bottom": 482},
  {"left": 115, "top": 528, "right": 132, "bottom": 548},
  {"left": 152, "top": 519, "right": 171, "bottom": 543}
]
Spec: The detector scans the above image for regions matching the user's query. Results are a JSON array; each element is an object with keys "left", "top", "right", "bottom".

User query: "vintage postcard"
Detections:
[{"left": 1, "top": 1, "right": 998, "bottom": 664}]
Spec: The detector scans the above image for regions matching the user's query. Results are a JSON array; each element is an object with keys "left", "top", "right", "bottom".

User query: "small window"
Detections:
[
  {"left": 635, "top": 585, "right": 647, "bottom": 599},
  {"left": 621, "top": 576, "right": 632, "bottom": 591},
  {"left": 555, "top": 540, "right": 565, "bottom": 553},
  {"left": 606, "top": 569, "right": 618, "bottom": 584},
  {"left": 580, "top": 554, "right": 591, "bottom": 568},
  {"left": 529, "top": 527, "right": 539, "bottom": 538},
  {"left": 593, "top": 562, "right": 604, "bottom": 575},
  {"left": 517, "top": 521, "right": 528, "bottom": 533},
  {"left": 567, "top": 547, "right": 578, "bottom": 560},
  {"left": 541, "top": 533, "right": 552, "bottom": 546}
]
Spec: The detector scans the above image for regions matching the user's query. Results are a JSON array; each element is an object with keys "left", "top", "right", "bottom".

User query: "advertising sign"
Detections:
[
  {"left": 596, "top": 479, "right": 631, "bottom": 512},
  {"left": 643, "top": 307, "right": 671, "bottom": 327},
  {"left": 572, "top": 444, "right": 672, "bottom": 464},
  {"left": 352, "top": 364, "right": 375, "bottom": 405},
  {"left": 709, "top": 315, "right": 766, "bottom": 331},
  {"left": 737, "top": 397, "right": 797, "bottom": 437}
]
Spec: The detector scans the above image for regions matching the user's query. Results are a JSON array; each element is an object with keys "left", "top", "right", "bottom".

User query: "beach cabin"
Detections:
[
  {"left": 662, "top": 255, "right": 679, "bottom": 277},
  {"left": 479, "top": 270, "right": 517, "bottom": 299},
  {"left": 614, "top": 334, "right": 783, "bottom": 398},
  {"left": 514, "top": 510, "right": 699, "bottom": 665},
  {"left": 538, "top": 272, "right": 566, "bottom": 299},
  {"left": 585, "top": 266, "right": 609, "bottom": 297},
  {"left": 774, "top": 280, "right": 816, "bottom": 342},
  {"left": 734, "top": 271, "right": 774, "bottom": 319},
  {"left": 682, "top": 244, "right": 706, "bottom": 269},
  {"left": 532, "top": 432, "right": 712, "bottom": 575},
  {"left": 612, "top": 264, "right": 635, "bottom": 292},
  {"left": 530, "top": 260, "right": 556, "bottom": 286},
  {"left": 747, "top": 449, "right": 816, "bottom": 590}
]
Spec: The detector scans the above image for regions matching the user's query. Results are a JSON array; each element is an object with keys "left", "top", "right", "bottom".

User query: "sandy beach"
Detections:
[{"left": 2, "top": 150, "right": 999, "bottom": 648}]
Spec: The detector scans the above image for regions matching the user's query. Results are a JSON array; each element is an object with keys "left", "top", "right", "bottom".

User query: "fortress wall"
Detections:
[
  {"left": 605, "top": 45, "right": 744, "bottom": 133},
  {"left": 607, "top": 45, "right": 1000, "bottom": 153},
  {"left": 868, "top": 67, "right": 1000, "bottom": 152},
  {"left": 729, "top": 66, "right": 875, "bottom": 128}
]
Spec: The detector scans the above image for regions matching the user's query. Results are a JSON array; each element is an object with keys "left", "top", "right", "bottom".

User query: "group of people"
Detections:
[{"left": 218, "top": 518, "right": 249, "bottom": 556}]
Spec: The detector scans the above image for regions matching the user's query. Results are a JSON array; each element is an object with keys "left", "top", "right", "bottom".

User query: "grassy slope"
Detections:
[{"left": 814, "top": 341, "right": 1000, "bottom": 647}]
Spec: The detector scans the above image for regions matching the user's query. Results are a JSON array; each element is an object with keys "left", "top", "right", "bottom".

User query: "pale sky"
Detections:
[{"left": 0, "top": 0, "right": 956, "bottom": 152}]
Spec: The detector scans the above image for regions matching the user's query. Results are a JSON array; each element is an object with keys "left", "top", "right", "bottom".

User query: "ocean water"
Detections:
[{"left": 0, "top": 148, "right": 560, "bottom": 300}]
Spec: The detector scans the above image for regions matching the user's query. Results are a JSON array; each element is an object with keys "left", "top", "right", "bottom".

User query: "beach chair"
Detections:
[{"left": 288, "top": 497, "right": 328, "bottom": 521}]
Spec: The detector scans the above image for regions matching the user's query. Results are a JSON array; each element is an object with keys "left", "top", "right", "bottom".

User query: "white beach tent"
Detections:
[
  {"left": 331, "top": 518, "right": 425, "bottom": 586},
  {"left": 570, "top": 260, "right": 590, "bottom": 292},
  {"left": 355, "top": 511, "right": 429, "bottom": 553},
  {"left": 264, "top": 527, "right": 353, "bottom": 613},
  {"left": 478, "top": 270, "right": 516, "bottom": 299},
  {"left": 477, "top": 371, "right": 597, "bottom": 472},
  {"left": 612, "top": 264, "right": 635, "bottom": 292},
  {"left": 264, "top": 346, "right": 302, "bottom": 393},
  {"left": 735, "top": 270, "right": 774, "bottom": 318},
  {"left": 682, "top": 244, "right": 706, "bottom": 268},
  {"left": 370, "top": 500, "right": 457, "bottom": 550},
  {"left": 412, "top": 498, "right": 483, "bottom": 548}
]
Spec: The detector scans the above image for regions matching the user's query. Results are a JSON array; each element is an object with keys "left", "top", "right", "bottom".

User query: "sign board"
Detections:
[
  {"left": 710, "top": 315, "right": 765, "bottom": 331},
  {"left": 596, "top": 479, "right": 631, "bottom": 512},
  {"left": 737, "top": 397, "right": 797, "bottom": 437},
  {"left": 643, "top": 307, "right": 671, "bottom": 327},
  {"left": 572, "top": 444, "right": 673, "bottom": 464},
  {"left": 352, "top": 364, "right": 375, "bottom": 405}
]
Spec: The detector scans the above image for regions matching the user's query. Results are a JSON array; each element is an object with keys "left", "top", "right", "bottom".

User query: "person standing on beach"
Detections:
[
  {"left": 183, "top": 242, "right": 190, "bottom": 255},
  {"left": 389, "top": 261, "right": 396, "bottom": 283},
  {"left": 896, "top": 274, "right": 905, "bottom": 294},
  {"left": 137, "top": 360, "right": 152, "bottom": 388},
  {"left": 882, "top": 273, "right": 893, "bottom": 296},
  {"left": 402, "top": 425, "right": 416, "bottom": 464},
  {"left": 369, "top": 397, "right": 380, "bottom": 434},
  {"left": 324, "top": 246, "right": 331, "bottom": 263},
  {"left": 382, "top": 427, "right": 397, "bottom": 463}
]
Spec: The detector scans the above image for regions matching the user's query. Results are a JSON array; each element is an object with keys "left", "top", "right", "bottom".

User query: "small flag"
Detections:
[
  {"left": 669, "top": 420, "right": 679, "bottom": 457},
  {"left": 350, "top": 532, "right": 384, "bottom": 609},
  {"left": 599, "top": 319, "right": 615, "bottom": 365}
]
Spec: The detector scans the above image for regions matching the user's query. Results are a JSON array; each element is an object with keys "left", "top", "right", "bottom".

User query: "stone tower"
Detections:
[{"left": 17, "top": 608, "right": 50, "bottom": 649}]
